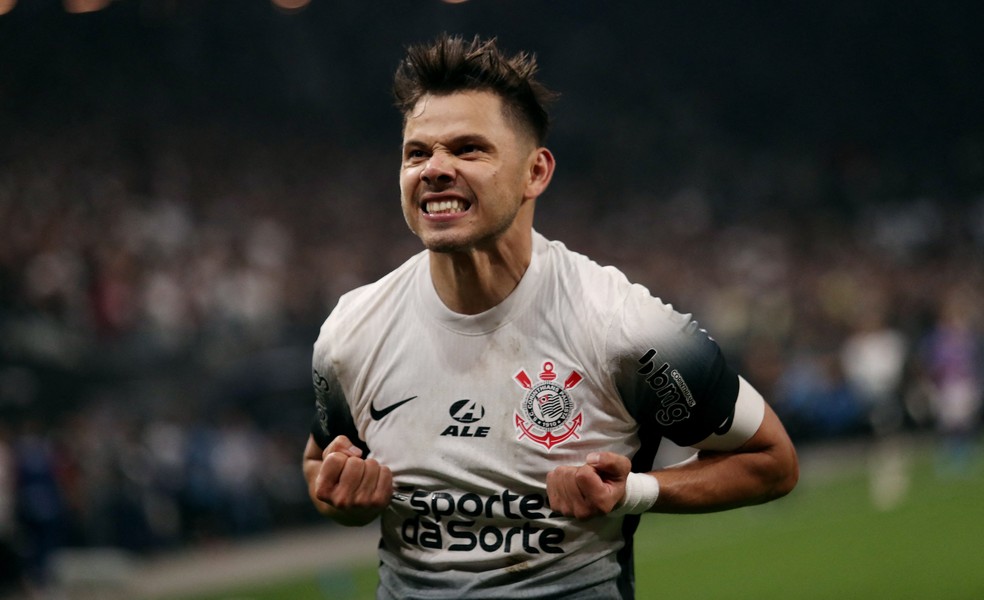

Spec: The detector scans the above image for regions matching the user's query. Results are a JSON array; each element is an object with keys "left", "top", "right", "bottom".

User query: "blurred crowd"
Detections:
[{"left": 1, "top": 113, "right": 983, "bottom": 594}]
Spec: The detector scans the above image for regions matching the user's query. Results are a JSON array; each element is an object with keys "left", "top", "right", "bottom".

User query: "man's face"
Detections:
[{"left": 400, "top": 91, "right": 540, "bottom": 253}]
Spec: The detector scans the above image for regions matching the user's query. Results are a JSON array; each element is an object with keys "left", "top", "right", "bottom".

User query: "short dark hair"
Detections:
[{"left": 393, "top": 34, "right": 557, "bottom": 145}]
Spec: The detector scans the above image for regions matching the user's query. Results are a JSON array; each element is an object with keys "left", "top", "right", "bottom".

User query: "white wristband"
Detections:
[{"left": 610, "top": 472, "right": 660, "bottom": 517}]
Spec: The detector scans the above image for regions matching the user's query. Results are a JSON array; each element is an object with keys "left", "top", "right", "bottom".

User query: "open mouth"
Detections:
[{"left": 423, "top": 198, "right": 471, "bottom": 215}]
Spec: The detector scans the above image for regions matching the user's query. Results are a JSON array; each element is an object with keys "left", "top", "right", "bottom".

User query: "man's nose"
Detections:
[{"left": 421, "top": 152, "right": 455, "bottom": 185}]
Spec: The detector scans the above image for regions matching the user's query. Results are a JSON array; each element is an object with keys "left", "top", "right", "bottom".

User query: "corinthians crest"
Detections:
[{"left": 514, "top": 361, "right": 584, "bottom": 450}]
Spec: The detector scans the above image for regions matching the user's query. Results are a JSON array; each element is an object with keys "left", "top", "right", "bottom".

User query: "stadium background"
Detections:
[{"left": 1, "top": 0, "right": 982, "bottom": 598}]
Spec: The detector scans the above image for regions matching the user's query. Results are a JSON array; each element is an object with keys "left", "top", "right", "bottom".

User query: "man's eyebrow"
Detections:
[
  {"left": 402, "top": 134, "right": 495, "bottom": 151},
  {"left": 450, "top": 134, "right": 494, "bottom": 147},
  {"left": 451, "top": 133, "right": 492, "bottom": 146}
]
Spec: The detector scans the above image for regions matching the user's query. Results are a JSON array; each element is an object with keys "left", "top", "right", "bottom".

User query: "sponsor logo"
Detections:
[
  {"left": 370, "top": 396, "right": 418, "bottom": 420},
  {"left": 395, "top": 488, "right": 566, "bottom": 554},
  {"left": 313, "top": 368, "right": 331, "bottom": 434},
  {"left": 449, "top": 399, "right": 485, "bottom": 423},
  {"left": 442, "top": 399, "right": 490, "bottom": 438},
  {"left": 514, "top": 361, "right": 584, "bottom": 450},
  {"left": 715, "top": 410, "right": 735, "bottom": 435},
  {"left": 313, "top": 368, "right": 330, "bottom": 398},
  {"left": 637, "top": 349, "right": 695, "bottom": 426}
]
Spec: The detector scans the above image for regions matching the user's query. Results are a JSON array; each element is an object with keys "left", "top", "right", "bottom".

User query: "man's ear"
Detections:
[{"left": 524, "top": 147, "right": 556, "bottom": 200}]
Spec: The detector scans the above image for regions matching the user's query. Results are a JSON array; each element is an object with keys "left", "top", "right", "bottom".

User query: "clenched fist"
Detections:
[
  {"left": 545, "top": 452, "right": 631, "bottom": 520},
  {"left": 311, "top": 435, "right": 393, "bottom": 526}
]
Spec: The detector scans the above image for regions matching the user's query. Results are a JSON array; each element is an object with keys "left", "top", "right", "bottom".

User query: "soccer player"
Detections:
[{"left": 302, "top": 34, "right": 799, "bottom": 599}]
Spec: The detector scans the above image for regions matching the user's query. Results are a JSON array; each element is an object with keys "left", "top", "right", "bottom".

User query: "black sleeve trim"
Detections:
[{"left": 311, "top": 367, "right": 369, "bottom": 455}]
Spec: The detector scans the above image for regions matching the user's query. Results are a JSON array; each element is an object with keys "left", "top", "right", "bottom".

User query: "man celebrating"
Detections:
[{"left": 302, "top": 34, "right": 798, "bottom": 599}]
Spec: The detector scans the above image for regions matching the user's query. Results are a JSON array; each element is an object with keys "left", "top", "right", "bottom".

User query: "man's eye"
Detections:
[
  {"left": 406, "top": 150, "right": 426, "bottom": 160},
  {"left": 458, "top": 145, "right": 482, "bottom": 156}
]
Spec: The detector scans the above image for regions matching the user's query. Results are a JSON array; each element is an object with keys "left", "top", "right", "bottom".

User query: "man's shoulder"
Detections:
[
  {"left": 538, "top": 234, "right": 636, "bottom": 302},
  {"left": 538, "top": 234, "right": 690, "bottom": 338},
  {"left": 339, "top": 251, "right": 425, "bottom": 310},
  {"left": 315, "top": 251, "right": 425, "bottom": 346}
]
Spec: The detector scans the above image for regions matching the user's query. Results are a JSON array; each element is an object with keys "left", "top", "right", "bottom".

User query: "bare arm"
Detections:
[
  {"left": 546, "top": 403, "right": 798, "bottom": 518},
  {"left": 649, "top": 402, "right": 798, "bottom": 513},
  {"left": 302, "top": 433, "right": 392, "bottom": 526}
]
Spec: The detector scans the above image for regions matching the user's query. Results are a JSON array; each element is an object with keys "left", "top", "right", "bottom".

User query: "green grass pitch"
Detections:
[{"left": 169, "top": 443, "right": 984, "bottom": 599}]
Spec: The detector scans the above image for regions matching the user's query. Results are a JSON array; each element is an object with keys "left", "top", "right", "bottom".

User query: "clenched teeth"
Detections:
[{"left": 424, "top": 199, "right": 469, "bottom": 215}]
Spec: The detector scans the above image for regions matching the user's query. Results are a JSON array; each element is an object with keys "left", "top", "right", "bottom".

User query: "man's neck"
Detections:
[{"left": 428, "top": 230, "right": 533, "bottom": 315}]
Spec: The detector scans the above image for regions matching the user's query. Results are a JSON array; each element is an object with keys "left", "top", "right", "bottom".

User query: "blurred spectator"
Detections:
[
  {"left": 919, "top": 286, "right": 984, "bottom": 475},
  {"left": 841, "top": 306, "right": 909, "bottom": 436},
  {"left": 0, "top": 425, "right": 21, "bottom": 595},
  {"left": 841, "top": 303, "right": 911, "bottom": 509},
  {"left": 775, "top": 348, "right": 865, "bottom": 441},
  {"left": 12, "top": 421, "right": 69, "bottom": 594},
  {"left": 209, "top": 409, "right": 271, "bottom": 537}
]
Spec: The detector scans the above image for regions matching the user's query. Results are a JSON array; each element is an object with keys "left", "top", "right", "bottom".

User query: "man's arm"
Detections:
[
  {"left": 302, "top": 433, "right": 393, "bottom": 526},
  {"left": 546, "top": 402, "right": 798, "bottom": 519},
  {"left": 647, "top": 402, "right": 798, "bottom": 513}
]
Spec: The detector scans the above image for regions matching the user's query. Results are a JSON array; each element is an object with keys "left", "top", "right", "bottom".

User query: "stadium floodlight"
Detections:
[
  {"left": 271, "top": 0, "right": 311, "bottom": 11},
  {"left": 63, "top": 0, "right": 110, "bottom": 14}
]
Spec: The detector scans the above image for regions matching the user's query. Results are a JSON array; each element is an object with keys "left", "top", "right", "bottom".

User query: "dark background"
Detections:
[{"left": 4, "top": 1, "right": 984, "bottom": 198}]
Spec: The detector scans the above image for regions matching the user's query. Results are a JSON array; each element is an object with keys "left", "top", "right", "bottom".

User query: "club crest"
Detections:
[{"left": 514, "top": 361, "right": 584, "bottom": 450}]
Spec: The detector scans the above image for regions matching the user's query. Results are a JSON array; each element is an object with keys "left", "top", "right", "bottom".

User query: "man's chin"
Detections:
[
  {"left": 417, "top": 228, "right": 473, "bottom": 254},
  {"left": 423, "top": 239, "right": 471, "bottom": 254},
  {"left": 417, "top": 220, "right": 515, "bottom": 255}
]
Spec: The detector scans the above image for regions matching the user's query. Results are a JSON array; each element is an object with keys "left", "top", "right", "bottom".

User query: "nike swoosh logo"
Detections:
[
  {"left": 370, "top": 396, "right": 418, "bottom": 420},
  {"left": 714, "top": 408, "right": 736, "bottom": 435}
]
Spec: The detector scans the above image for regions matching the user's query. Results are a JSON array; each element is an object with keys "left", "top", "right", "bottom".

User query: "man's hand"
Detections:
[
  {"left": 306, "top": 434, "right": 392, "bottom": 526},
  {"left": 546, "top": 452, "right": 632, "bottom": 520}
]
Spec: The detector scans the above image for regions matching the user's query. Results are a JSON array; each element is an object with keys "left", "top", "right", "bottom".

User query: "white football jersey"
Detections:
[{"left": 312, "top": 232, "right": 763, "bottom": 599}]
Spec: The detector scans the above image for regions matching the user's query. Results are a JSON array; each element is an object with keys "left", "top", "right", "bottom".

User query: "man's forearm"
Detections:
[{"left": 648, "top": 407, "right": 798, "bottom": 513}]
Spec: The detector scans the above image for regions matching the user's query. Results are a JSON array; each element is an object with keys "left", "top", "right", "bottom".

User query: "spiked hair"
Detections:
[{"left": 393, "top": 34, "right": 557, "bottom": 145}]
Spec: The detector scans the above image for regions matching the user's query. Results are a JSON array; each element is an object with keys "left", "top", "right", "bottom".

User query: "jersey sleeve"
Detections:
[
  {"left": 310, "top": 342, "right": 369, "bottom": 455},
  {"left": 609, "top": 284, "right": 745, "bottom": 448},
  {"left": 690, "top": 375, "right": 765, "bottom": 451}
]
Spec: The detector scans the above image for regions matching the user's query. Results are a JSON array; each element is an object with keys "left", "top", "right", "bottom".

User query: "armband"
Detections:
[{"left": 610, "top": 472, "right": 659, "bottom": 517}]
